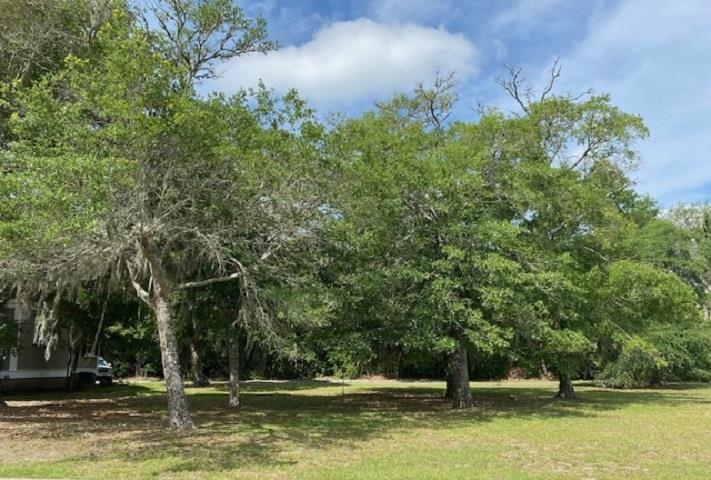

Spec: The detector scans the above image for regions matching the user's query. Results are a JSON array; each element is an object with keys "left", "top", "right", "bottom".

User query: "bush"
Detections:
[
  {"left": 648, "top": 325, "right": 711, "bottom": 382},
  {"left": 596, "top": 337, "right": 668, "bottom": 388}
]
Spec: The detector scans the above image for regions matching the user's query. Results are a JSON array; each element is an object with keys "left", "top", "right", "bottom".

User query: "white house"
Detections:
[{"left": 1, "top": 300, "right": 97, "bottom": 391}]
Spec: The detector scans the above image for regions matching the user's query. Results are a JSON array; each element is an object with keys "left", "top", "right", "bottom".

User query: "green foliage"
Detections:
[
  {"left": 327, "top": 333, "right": 374, "bottom": 379},
  {"left": 647, "top": 325, "right": 711, "bottom": 382},
  {"left": 104, "top": 305, "right": 161, "bottom": 378},
  {"left": 590, "top": 260, "right": 700, "bottom": 340},
  {"left": 540, "top": 328, "right": 595, "bottom": 378},
  {"left": 597, "top": 337, "right": 668, "bottom": 388},
  {"left": 2, "top": 2, "right": 708, "bottom": 400}
]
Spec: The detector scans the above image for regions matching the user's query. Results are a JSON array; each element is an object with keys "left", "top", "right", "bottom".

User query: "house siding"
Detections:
[
  {"left": 1, "top": 301, "right": 97, "bottom": 391},
  {"left": 16, "top": 316, "right": 71, "bottom": 371}
]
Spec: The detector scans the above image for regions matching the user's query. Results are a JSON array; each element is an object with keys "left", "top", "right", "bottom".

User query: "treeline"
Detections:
[{"left": 1, "top": 0, "right": 710, "bottom": 430}]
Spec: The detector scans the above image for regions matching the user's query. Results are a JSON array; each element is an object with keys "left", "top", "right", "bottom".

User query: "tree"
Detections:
[
  {"left": 666, "top": 203, "right": 711, "bottom": 318},
  {"left": 490, "top": 66, "right": 649, "bottom": 397},
  {"left": 591, "top": 260, "right": 702, "bottom": 387},
  {"left": 324, "top": 64, "right": 653, "bottom": 404},
  {"left": 0, "top": 0, "right": 321, "bottom": 430},
  {"left": 0, "top": 0, "right": 113, "bottom": 148},
  {"left": 325, "top": 80, "right": 518, "bottom": 408}
]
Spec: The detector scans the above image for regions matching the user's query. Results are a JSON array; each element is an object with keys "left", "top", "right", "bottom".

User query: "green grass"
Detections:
[{"left": 2, "top": 379, "right": 711, "bottom": 479}]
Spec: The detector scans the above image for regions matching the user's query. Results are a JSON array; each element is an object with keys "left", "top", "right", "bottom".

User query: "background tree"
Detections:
[{"left": 0, "top": 0, "right": 112, "bottom": 148}]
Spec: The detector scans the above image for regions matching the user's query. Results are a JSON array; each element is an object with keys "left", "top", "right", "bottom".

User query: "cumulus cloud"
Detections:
[{"left": 212, "top": 18, "right": 479, "bottom": 106}]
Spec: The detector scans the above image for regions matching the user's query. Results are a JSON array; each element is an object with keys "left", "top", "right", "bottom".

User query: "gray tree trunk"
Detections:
[
  {"left": 65, "top": 327, "right": 82, "bottom": 391},
  {"left": 450, "top": 341, "right": 473, "bottom": 408},
  {"left": 65, "top": 346, "right": 80, "bottom": 391},
  {"left": 228, "top": 321, "right": 240, "bottom": 408},
  {"left": 189, "top": 340, "right": 210, "bottom": 387},
  {"left": 444, "top": 370, "right": 455, "bottom": 399},
  {"left": 139, "top": 236, "right": 194, "bottom": 430},
  {"left": 186, "top": 297, "right": 209, "bottom": 387},
  {"left": 154, "top": 291, "right": 194, "bottom": 430},
  {"left": 555, "top": 373, "right": 577, "bottom": 399}
]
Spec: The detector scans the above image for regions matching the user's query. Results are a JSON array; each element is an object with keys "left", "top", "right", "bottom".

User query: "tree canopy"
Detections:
[{"left": 1, "top": 0, "right": 709, "bottom": 428}]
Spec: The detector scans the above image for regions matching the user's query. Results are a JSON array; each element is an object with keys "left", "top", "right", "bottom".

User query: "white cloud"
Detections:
[{"left": 212, "top": 18, "right": 479, "bottom": 107}]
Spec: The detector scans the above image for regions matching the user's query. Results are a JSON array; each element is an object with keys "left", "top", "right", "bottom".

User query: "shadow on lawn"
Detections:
[{"left": 2, "top": 380, "right": 711, "bottom": 474}]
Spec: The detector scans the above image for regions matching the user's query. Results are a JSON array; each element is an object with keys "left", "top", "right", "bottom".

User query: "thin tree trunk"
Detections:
[
  {"left": 154, "top": 291, "right": 194, "bottom": 430},
  {"left": 65, "top": 346, "right": 80, "bottom": 391},
  {"left": 450, "top": 341, "right": 473, "bottom": 408},
  {"left": 555, "top": 373, "right": 577, "bottom": 399},
  {"left": 190, "top": 340, "right": 210, "bottom": 387},
  {"left": 187, "top": 298, "right": 209, "bottom": 387},
  {"left": 65, "top": 327, "right": 82, "bottom": 391},
  {"left": 89, "top": 296, "right": 109, "bottom": 357},
  {"left": 228, "top": 321, "right": 240, "bottom": 408}
]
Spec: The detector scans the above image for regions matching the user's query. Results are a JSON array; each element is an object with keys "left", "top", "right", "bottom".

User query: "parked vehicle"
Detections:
[{"left": 96, "top": 356, "right": 113, "bottom": 386}]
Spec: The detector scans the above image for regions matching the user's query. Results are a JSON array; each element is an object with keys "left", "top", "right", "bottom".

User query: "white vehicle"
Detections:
[{"left": 96, "top": 356, "right": 114, "bottom": 386}]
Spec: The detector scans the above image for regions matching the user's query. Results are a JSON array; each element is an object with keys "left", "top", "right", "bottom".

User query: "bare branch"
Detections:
[
  {"left": 539, "top": 58, "right": 561, "bottom": 102},
  {"left": 175, "top": 272, "right": 242, "bottom": 290},
  {"left": 89, "top": 294, "right": 109, "bottom": 356},
  {"left": 497, "top": 65, "right": 530, "bottom": 114}
]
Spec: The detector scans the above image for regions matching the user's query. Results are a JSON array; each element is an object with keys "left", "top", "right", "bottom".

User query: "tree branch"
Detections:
[
  {"left": 497, "top": 65, "right": 530, "bottom": 114},
  {"left": 125, "top": 259, "right": 152, "bottom": 306},
  {"left": 175, "top": 272, "right": 242, "bottom": 290},
  {"left": 539, "top": 58, "right": 561, "bottom": 102}
]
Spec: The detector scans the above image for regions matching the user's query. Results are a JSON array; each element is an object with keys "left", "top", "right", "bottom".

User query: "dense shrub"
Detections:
[
  {"left": 648, "top": 325, "right": 711, "bottom": 382},
  {"left": 596, "top": 337, "right": 668, "bottom": 388}
]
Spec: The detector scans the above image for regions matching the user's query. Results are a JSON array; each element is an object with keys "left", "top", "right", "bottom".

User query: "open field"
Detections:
[{"left": 1, "top": 379, "right": 711, "bottom": 479}]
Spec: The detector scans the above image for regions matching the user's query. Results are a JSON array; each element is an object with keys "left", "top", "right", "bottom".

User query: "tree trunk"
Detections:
[
  {"left": 65, "top": 346, "right": 80, "bottom": 391},
  {"left": 189, "top": 340, "right": 210, "bottom": 387},
  {"left": 139, "top": 236, "right": 194, "bottom": 430},
  {"left": 185, "top": 295, "right": 209, "bottom": 387},
  {"left": 444, "top": 370, "right": 455, "bottom": 399},
  {"left": 228, "top": 321, "right": 240, "bottom": 408},
  {"left": 555, "top": 373, "right": 577, "bottom": 399},
  {"left": 154, "top": 292, "right": 194, "bottom": 430},
  {"left": 450, "top": 341, "right": 473, "bottom": 408}
]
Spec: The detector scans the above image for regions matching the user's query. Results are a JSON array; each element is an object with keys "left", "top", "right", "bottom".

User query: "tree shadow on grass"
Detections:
[
  {"left": 2, "top": 380, "right": 711, "bottom": 475},
  {"left": 2, "top": 381, "right": 159, "bottom": 403},
  {"left": 116, "top": 381, "right": 711, "bottom": 474}
]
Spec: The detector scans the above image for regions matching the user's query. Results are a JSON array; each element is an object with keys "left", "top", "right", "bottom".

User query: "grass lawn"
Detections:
[{"left": 1, "top": 379, "right": 710, "bottom": 479}]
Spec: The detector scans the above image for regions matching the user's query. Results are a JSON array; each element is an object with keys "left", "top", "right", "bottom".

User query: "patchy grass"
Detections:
[{"left": 2, "top": 379, "right": 711, "bottom": 479}]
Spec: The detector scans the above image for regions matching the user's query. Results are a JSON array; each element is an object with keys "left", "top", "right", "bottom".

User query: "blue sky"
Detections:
[{"left": 205, "top": 0, "right": 711, "bottom": 207}]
